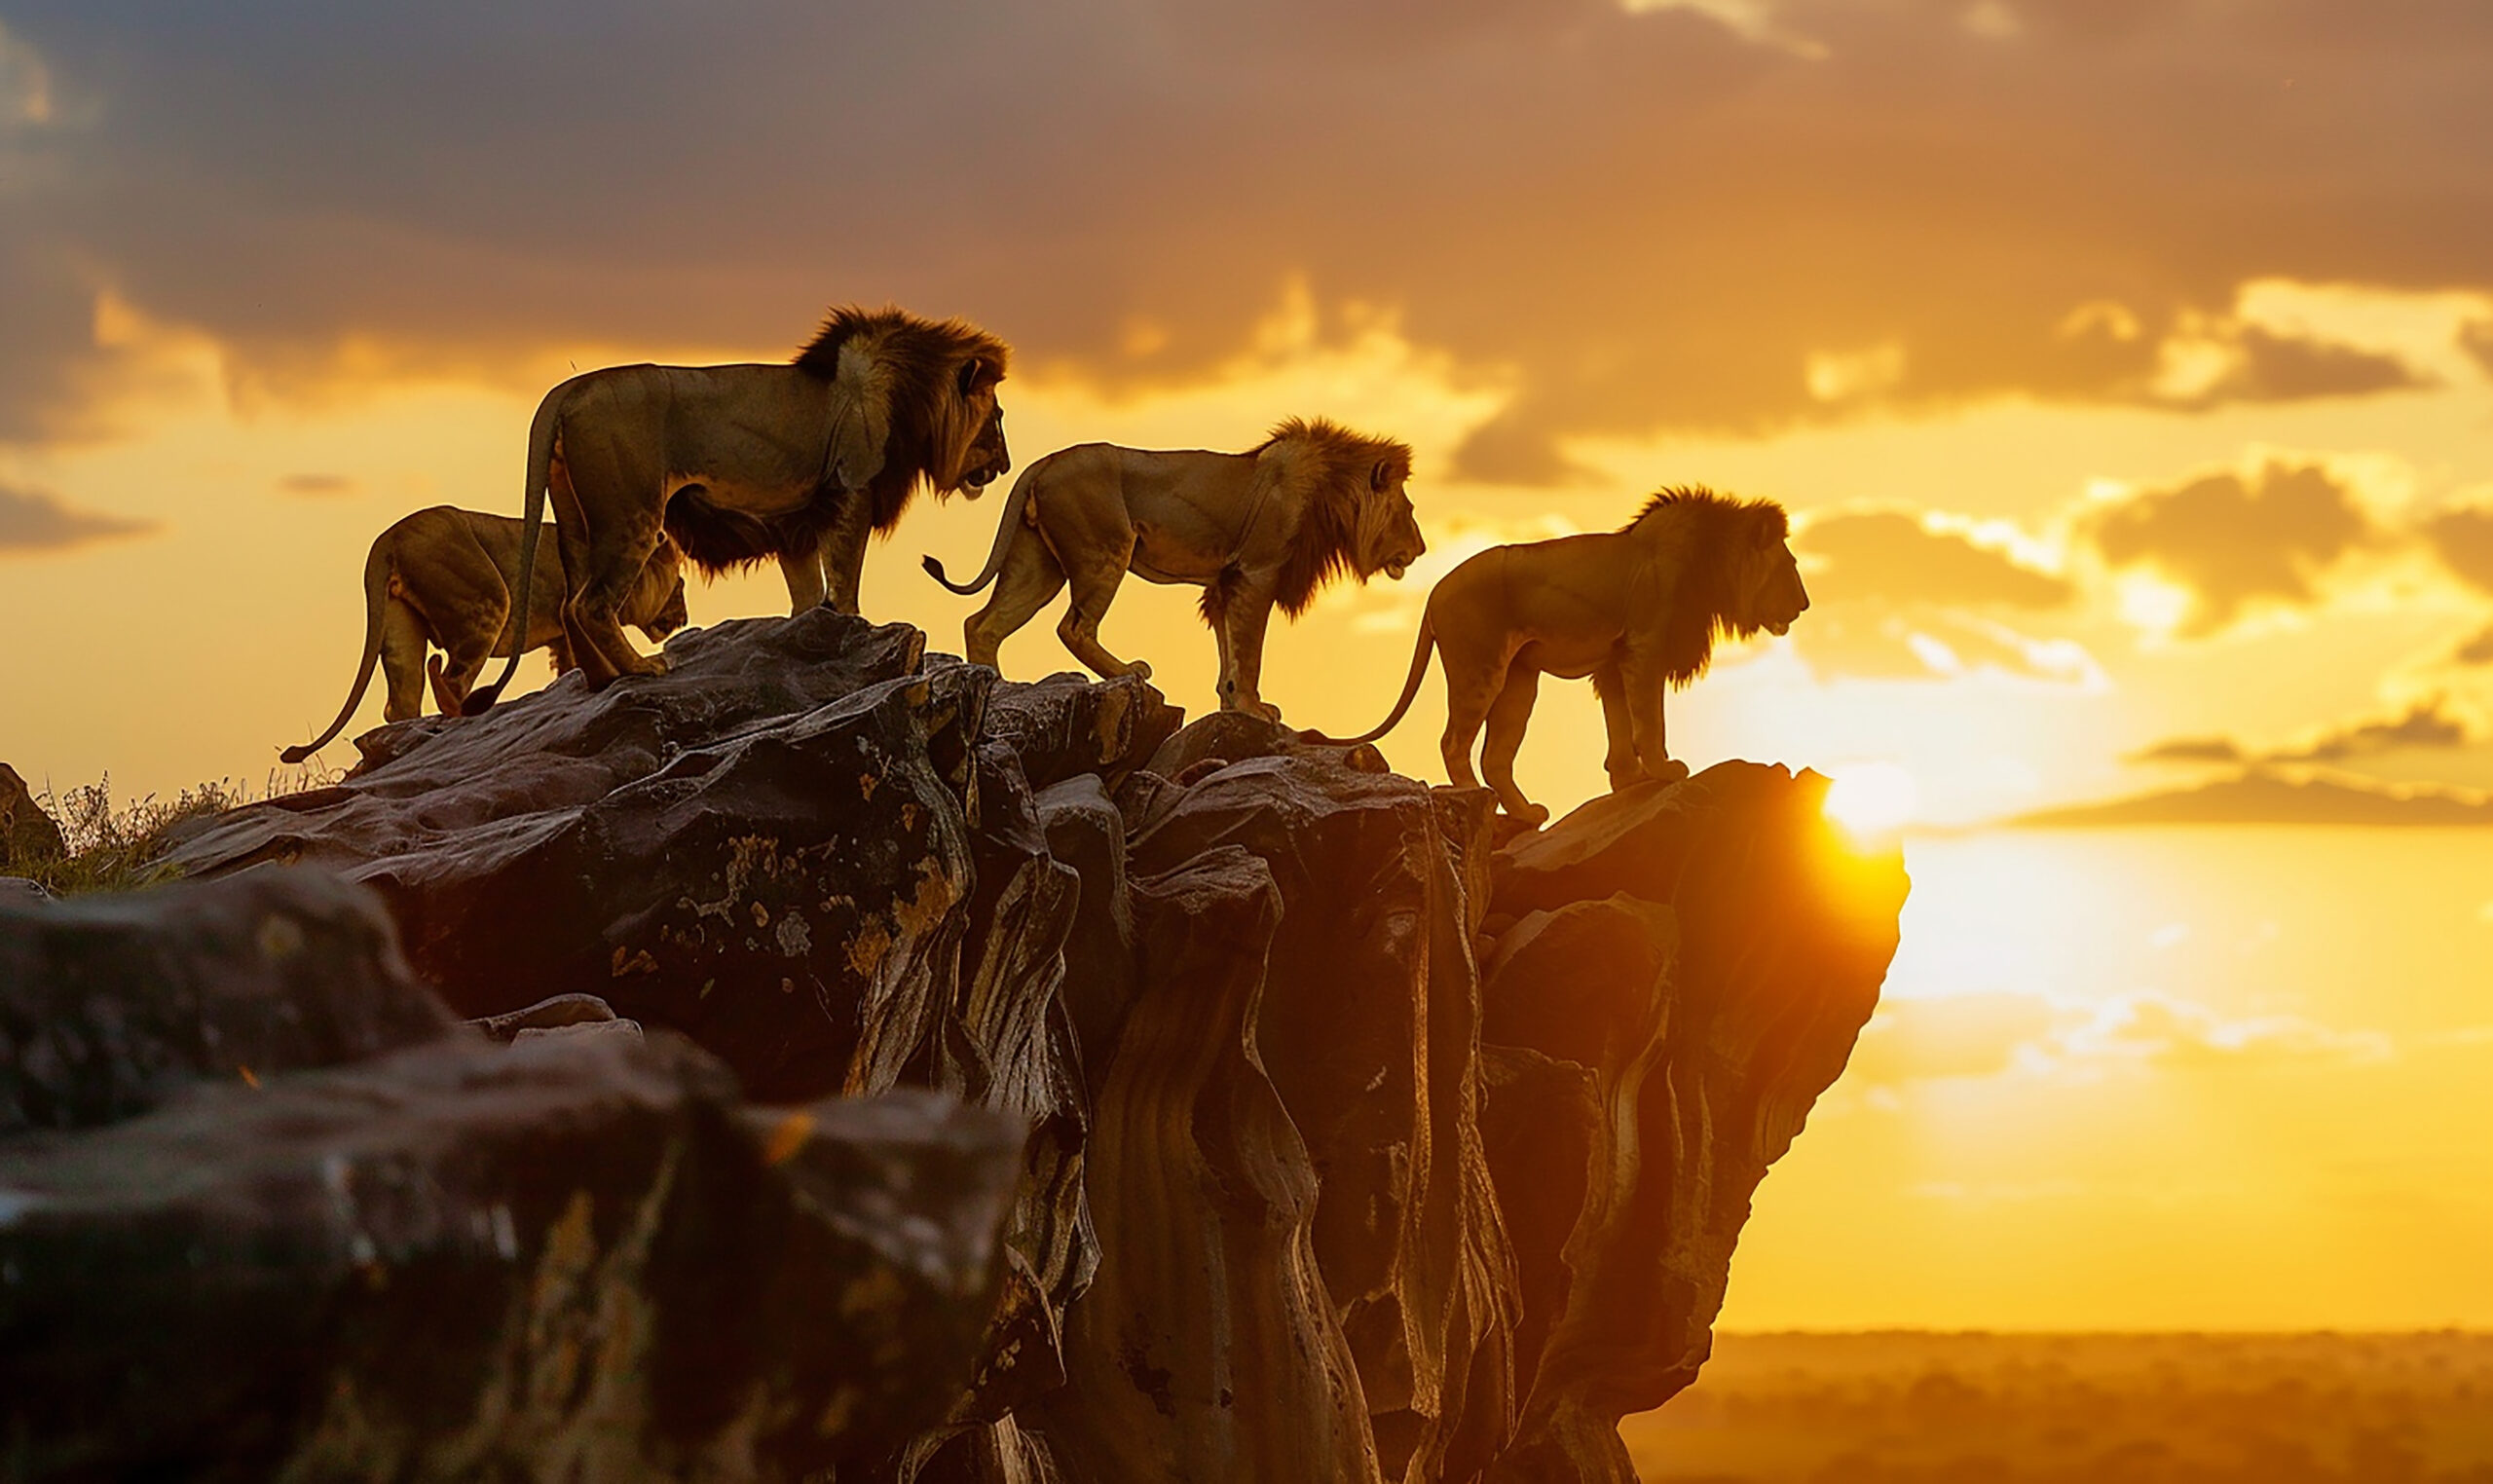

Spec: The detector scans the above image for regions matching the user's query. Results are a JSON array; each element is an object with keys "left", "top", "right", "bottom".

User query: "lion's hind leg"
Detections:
[
  {"left": 380, "top": 599, "right": 432, "bottom": 723},
  {"left": 1436, "top": 644, "right": 1506, "bottom": 796},
  {"left": 1058, "top": 538, "right": 1152, "bottom": 682},
  {"left": 1479, "top": 659, "right": 1549, "bottom": 825},
  {"left": 552, "top": 435, "right": 669, "bottom": 686},
  {"left": 964, "top": 531, "right": 1066, "bottom": 671},
  {"left": 428, "top": 629, "right": 499, "bottom": 717}
]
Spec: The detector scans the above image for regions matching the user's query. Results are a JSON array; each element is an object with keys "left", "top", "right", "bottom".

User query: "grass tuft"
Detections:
[{"left": 4, "top": 766, "right": 343, "bottom": 896}]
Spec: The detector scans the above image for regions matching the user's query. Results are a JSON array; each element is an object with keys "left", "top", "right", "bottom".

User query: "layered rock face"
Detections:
[{"left": 25, "top": 608, "right": 1905, "bottom": 1482}]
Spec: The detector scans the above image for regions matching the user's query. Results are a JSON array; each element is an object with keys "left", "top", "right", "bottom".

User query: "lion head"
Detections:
[
  {"left": 1741, "top": 522, "right": 1809, "bottom": 637},
  {"left": 1623, "top": 487, "right": 1808, "bottom": 683},
  {"left": 1267, "top": 418, "right": 1427, "bottom": 615},
  {"left": 639, "top": 577, "right": 690, "bottom": 642},
  {"left": 1358, "top": 454, "right": 1427, "bottom": 582},
  {"left": 946, "top": 356, "right": 1010, "bottom": 496},
  {"left": 631, "top": 536, "right": 691, "bottom": 642},
  {"left": 795, "top": 307, "right": 1013, "bottom": 527}
]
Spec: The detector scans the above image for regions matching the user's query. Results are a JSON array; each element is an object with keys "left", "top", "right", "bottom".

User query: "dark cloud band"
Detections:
[{"left": 0, "top": 0, "right": 2487, "bottom": 475}]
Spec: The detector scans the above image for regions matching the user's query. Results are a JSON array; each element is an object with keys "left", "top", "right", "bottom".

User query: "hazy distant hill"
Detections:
[
  {"left": 2011, "top": 770, "right": 2493, "bottom": 828},
  {"left": 1624, "top": 1330, "right": 2493, "bottom": 1484}
]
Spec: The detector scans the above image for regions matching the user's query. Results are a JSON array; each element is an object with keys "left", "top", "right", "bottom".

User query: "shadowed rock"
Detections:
[
  {"left": 127, "top": 610, "right": 1903, "bottom": 1481},
  {"left": 1480, "top": 763, "right": 1907, "bottom": 1484},
  {"left": 0, "top": 762, "right": 65, "bottom": 871},
  {"left": 1, "top": 868, "right": 453, "bottom": 1134},
  {"left": 0, "top": 870, "right": 1026, "bottom": 1483}
]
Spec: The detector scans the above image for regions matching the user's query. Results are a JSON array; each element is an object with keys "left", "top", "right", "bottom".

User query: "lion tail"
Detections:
[
  {"left": 1306, "top": 608, "right": 1437, "bottom": 747},
  {"left": 462, "top": 385, "right": 565, "bottom": 716},
  {"left": 279, "top": 536, "right": 394, "bottom": 764},
  {"left": 922, "top": 458, "right": 1041, "bottom": 595}
]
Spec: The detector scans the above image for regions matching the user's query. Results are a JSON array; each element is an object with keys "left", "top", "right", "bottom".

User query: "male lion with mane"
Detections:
[
  {"left": 923, "top": 417, "right": 1426, "bottom": 719},
  {"left": 1312, "top": 487, "right": 1807, "bottom": 824},
  {"left": 463, "top": 306, "right": 1009, "bottom": 711},
  {"left": 279, "top": 506, "right": 687, "bottom": 762}
]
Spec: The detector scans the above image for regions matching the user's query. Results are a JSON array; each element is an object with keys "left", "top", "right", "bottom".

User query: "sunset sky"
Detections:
[{"left": 2, "top": 1, "right": 2487, "bottom": 1330}]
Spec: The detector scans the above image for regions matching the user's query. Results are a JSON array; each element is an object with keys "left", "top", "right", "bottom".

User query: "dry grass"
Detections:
[{"left": 4, "top": 767, "right": 342, "bottom": 896}]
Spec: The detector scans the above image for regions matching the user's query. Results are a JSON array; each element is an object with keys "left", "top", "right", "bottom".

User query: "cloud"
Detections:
[
  {"left": 2089, "top": 462, "right": 2376, "bottom": 635},
  {"left": 2128, "top": 735, "right": 2244, "bottom": 765},
  {"left": 0, "top": 19, "right": 51, "bottom": 127},
  {"left": 2455, "top": 625, "right": 2493, "bottom": 666},
  {"left": 0, "top": 481, "right": 154, "bottom": 552},
  {"left": 2280, "top": 700, "right": 2471, "bottom": 762},
  {"left": 276, "top": 472, "right": 356, "bottom": 498},
  {"left": 2014, "top": 769, "right": 2493, "bottom": 828},
  {"left": 2465, "top": 319, "right": 2493, "bottom": 377},
  {"left": 1801, "top": 509, "right": 2072, "bottom": 609},
  {"left": 2423, "top": 503, "right": 2493, "bottom": 594},
  {"left": 2065, "top": 994, "right": 2394, "bottom": 1071},
  {"left": 1, "top": 1, "right": 2489, "bottom": 473},
  {"left": 1849, "top": 991, "right": 2057, "bottom": 1084},
  {"left": 2149, "top": 322, "right": 2426, "bottom": 407},
  {"left": 1851, "top": 985, "right": 2393, "bottom": 1086},
  {"left": 1787, "top": 509, "right": 2093, "bottom": 682},
  {"left": 2131, "top": 698, "right": 2474, "bottom": 767}
]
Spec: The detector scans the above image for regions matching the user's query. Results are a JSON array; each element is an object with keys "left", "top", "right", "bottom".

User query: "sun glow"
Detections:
[{"left": 1823, "top": 761, "right": 1920, "bottom": 835}]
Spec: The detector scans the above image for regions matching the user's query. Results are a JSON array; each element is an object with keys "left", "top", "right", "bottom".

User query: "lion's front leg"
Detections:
[
  {"left": 1216, "top": 588, "right": 1282, "bottom": 720},
  {"left": 819, "top": 497, "right": 874, "bottom": 616},
  {"left": 777, "top": 548, "right": 828, "bottom": 614},
  {"left": 1594, "top": 659, "right": 1641, "bottom": 792},
  {"left": 1619, "top": 647, "right": 1690, "bottom": 787}
]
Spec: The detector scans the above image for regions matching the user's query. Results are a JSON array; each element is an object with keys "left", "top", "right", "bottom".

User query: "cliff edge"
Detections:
[{"left": 9, "top": 608, "right": 1907, "bottom": 1483}]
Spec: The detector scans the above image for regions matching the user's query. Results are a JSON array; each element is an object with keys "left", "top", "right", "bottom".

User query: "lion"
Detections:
[
  {"left": 1310, "top": 487, "right": 1807, "bottom": 824},
  {"left": 279, "top": 506, "right": 688, "bottom": 763},
  {"left": 922, "top": 417, "right": 1426, "bottom": 719},
  {"left": 462, "top": 306, "right": 1010, "bottom": 712}
]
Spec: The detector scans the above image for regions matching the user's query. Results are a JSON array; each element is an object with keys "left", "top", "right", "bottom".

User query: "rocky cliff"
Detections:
[{"left": 5, "top": 608, "right": 1906, "bottom": 1483}]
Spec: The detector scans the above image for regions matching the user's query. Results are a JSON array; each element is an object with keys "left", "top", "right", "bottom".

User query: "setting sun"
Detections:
[{"left": 1823, "top": 761, "right": 1920, "bottom": 835}]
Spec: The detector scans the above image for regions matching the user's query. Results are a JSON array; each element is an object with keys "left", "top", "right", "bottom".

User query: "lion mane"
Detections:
[
  {"left": 665, "top": 307, "right": 1014, "bottom": 575},
  {"left": 1619, "top": 487, "right": 1795, "bottom": 686},
  {"left": 1251, "top": 416, "right": 1421, "bottom": 619}
]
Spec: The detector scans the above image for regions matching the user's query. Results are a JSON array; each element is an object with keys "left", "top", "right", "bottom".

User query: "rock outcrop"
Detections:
[
  {"left": 25, "top": 608, "right": 1905, "bottom": 1482},
  {"left": 0, "top": 761, "right": 65, "bottom": 871},
  {"left": 0, "top": 870, "right": 1026, "bottom": 1482}
]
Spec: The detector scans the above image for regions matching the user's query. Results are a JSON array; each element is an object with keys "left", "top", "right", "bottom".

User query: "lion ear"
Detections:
[
  {"left": 825, "top": 344, "right": 894, "bottom": 491},
  {"left": 957, "top": 357, "right": 997, "bottom": 398},
  {"left": 1370, "top": 459, "right": 1394, "bottom": 493}
]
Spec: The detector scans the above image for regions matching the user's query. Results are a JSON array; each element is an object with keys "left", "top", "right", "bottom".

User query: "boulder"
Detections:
[
  {"left": 1, "top": 867, "right": 453, "bottom": 1135},
  {"left": 0, "top": 761, "right": 65, "bottom": 870},
  {"left": 0, "top": 870, "right": 1026, "bottom": 1483}
]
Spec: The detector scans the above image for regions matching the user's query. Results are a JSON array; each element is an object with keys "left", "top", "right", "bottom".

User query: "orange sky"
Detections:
[{"left": 2, "top": 0, "right": 2488, "bottom": 1329}]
